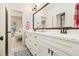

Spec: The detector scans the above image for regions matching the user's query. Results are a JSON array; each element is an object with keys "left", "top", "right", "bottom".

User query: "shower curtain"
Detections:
[{"left": 74, "top": 3, "right": 79, "bottom": 28}]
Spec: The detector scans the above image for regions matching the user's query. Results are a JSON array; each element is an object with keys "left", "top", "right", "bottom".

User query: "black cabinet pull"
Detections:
[
  {"left": 48, "top": 49, "right": 51, "bottom": 53},
  {"left": 51, "top": 50, "right": 54, "bottom": 56}
]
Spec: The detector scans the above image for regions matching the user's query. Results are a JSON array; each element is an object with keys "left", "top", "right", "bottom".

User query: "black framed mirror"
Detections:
[{"left": 33, "top": 3, "right": 79, "bottom": 33}]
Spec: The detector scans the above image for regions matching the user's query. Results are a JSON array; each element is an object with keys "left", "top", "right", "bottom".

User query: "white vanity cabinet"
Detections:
[{"left": 24, "top": 31, "right": 79, "bottom": 56}]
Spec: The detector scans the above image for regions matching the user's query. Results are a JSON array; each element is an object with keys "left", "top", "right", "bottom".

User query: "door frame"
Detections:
[{"left": 5, "top": 7, "right": 8, "bottom": 56}]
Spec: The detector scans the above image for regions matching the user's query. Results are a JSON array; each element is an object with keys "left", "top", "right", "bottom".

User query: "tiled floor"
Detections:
[
  {"left": 14, "top": 47, "right": 32, "bottom": 56},
  {"left": 8, "top": 37, "right": 32, "bottom": 56}
]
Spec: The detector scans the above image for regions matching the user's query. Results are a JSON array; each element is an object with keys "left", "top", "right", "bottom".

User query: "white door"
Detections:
[{"left": 0, "top": 4, "right": 6, "bottom": 56}]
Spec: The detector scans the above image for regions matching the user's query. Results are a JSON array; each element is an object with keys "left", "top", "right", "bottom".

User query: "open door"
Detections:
[{"left": 0, "top": 4, "right": 6, "bottom": 56}]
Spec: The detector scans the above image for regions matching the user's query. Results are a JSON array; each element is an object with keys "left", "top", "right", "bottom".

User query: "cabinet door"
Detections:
[
  {"left": 39, "top": 45, "right": 51, "bottom": 56},
  {"left": 38, "top": 38, "right": 51, "bottom": 56}
]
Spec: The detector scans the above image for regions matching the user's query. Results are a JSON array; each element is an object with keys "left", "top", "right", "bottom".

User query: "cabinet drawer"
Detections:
[{"left": 30, "top": 45, "right": 39, "bottom": 56}]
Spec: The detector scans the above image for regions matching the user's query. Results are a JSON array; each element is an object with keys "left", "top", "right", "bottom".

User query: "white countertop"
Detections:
[{"left": 25, "top": 30, "right": 79, "bottom": 43}]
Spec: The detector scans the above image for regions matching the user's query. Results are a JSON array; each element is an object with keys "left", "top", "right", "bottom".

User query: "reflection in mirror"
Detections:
[
  {"left": 56, "top": 13, "right": 65, "bottom": 28},
  {"left": 41, "top": 16, "right": 46, "bottom": 28}
]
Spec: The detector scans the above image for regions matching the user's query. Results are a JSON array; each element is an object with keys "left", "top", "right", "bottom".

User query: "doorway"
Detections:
[{"left": 8, "top": 10, "right": 25, "bottom": 55}]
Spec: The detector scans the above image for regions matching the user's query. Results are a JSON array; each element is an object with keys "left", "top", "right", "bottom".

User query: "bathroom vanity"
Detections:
[{"left": 24, "top": 30, "right": 79, "bottom": 56}]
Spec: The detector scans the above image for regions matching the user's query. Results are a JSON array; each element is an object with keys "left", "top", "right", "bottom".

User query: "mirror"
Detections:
[
  {"left": 34, "top": 3, "right": 53, "bottom": 28},
  {"left": 33, "top": 3, "right": 79, "bottom": 32}
]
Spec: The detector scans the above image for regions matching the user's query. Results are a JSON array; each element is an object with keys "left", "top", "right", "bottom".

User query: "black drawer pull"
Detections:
[
  {"left": 51, "top": 50, "right": 54, "bottom": 56},
  {"left": 48, "top": 49, "right": 51, "bottom": 53}
]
